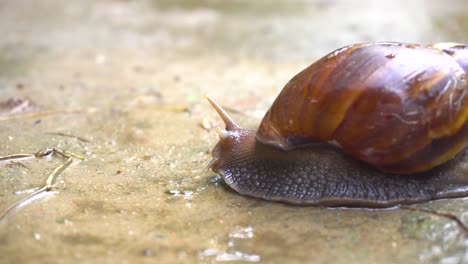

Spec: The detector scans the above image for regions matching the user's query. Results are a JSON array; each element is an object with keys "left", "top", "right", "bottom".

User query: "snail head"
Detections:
[{"left": 205, "top": 96, "right": 256, "bottom": 172}]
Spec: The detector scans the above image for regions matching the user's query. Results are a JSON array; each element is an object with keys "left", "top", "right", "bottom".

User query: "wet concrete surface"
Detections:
[{"left": 0, "top": 0, "right": 467, "bottom": 263}]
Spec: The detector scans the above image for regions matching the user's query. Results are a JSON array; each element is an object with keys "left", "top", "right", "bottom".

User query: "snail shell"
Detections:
[{"left": 207, "top": 42, "right": 468, "bottom": 207}]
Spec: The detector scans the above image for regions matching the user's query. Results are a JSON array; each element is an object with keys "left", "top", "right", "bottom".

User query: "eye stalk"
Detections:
[
  {"left": 215, "top": 127, "right": 230, "bottom": 140},
  {"left": 205, "top": 95, "right": 240, "bottom": 131}
]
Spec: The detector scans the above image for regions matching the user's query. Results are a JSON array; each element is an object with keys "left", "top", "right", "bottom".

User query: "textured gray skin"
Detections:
[{"left": 211, "top": 130, "right": 468, "bottom": 208}]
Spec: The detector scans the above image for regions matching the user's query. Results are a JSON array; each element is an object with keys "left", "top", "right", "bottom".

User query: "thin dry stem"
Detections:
[
  {"left": 0, "top": 154, "right": 35, "bottom": 162},
  {"left": 0, "top": 148, "right": 79, "bottom": 222}
]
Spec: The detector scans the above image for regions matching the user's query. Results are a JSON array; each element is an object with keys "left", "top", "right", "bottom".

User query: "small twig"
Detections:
[
  {"left": 46, "top": 132, "right": 90, "bottom": 143},
  {"left": 0, "top": 148, "right": 79, "bottom": 222},
  {"left": 0, "top": 187, "right": 49, "bottom": 221},
  {"left": 401, "top": 205, "right": 468, "bottom": 236},
  {"left": 55, "top": 148, "right": 85, "bottom": 160},
  {"left": 44, "top": 157, "right": 73, "bottom": 188},
  {"left": 35, "top": 148, "right": 54, "bottom": 158},
  {"left": 0, "top": 153, "right": 35, "bottom": 162}
]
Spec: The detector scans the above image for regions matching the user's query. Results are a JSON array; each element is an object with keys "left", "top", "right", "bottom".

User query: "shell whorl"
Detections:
[{"left": 256, "top": 42, "right": 468, "bottom": 174}]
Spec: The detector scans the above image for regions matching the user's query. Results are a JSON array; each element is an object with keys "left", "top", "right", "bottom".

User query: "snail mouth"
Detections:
[
  {"left": 206, "top": 157, "right": 219, "bottom": 172},
  {"left": 207, "top": 141, "right": 223, "bottom": 172}
]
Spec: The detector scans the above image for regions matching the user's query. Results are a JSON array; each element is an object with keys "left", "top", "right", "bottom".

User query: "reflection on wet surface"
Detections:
[
  {"left": 200, "top": 226, "right": 260, "bottom": 262},
  {"left": 0, "top": 0, "right": 467, "bottom": 263}
]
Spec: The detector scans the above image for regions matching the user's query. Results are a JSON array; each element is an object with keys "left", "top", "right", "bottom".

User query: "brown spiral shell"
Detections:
[{"left": 256, "top": 42, "right": 468, "bottom": 174}]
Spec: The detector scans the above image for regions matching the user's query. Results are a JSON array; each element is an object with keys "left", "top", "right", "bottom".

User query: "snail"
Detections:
[{"left": 207, "top": 42, "right": 468, "bottom": 208}]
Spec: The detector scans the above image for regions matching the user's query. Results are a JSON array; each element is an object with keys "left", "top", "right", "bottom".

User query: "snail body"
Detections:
[{"left": 207, "top": 42, "right": 468, "bottom": 207}]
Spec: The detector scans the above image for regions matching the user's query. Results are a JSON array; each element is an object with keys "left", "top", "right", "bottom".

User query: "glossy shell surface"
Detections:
[{"left": 257, "top": 42, "right": 468, "bottom": 173}]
